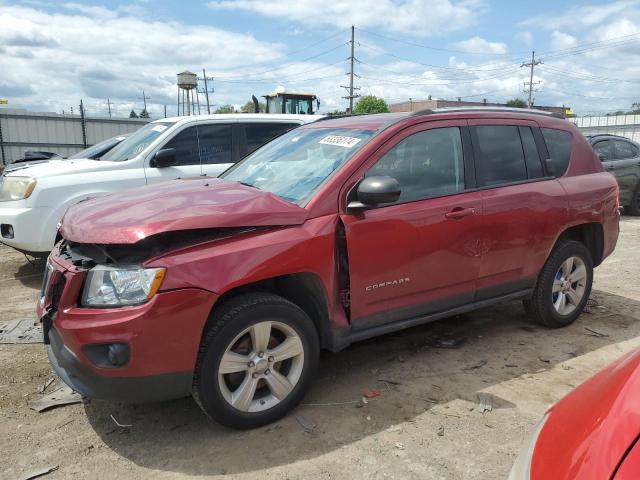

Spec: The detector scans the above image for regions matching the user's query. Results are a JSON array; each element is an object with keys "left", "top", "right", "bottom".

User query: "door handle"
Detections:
[
  {"left": 605, "top": 165, "right": 615, "bottom": 170},
  {"left": 445, "top": 207, "right": 476, "bottom": 220}
]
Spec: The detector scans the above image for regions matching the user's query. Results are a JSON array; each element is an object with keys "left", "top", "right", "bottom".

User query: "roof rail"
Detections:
[{"left": 411, "top": 106, "right": 566, "bottom": 119}]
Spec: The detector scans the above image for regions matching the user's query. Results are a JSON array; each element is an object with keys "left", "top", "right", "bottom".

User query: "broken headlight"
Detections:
[{"left": 81, "top": 265, "right": 166, "bottom": 307}]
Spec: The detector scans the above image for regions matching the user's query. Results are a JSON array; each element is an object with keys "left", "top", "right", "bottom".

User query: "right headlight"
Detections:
[
  {"left": 0, "top": 176, "right": 37, "bottom": 202},
  {"left": 508, "top": 412, "right": 550, "bottom": 480},
  {"left": 81, "top": 265, "right": 166, "bottom": 307}
]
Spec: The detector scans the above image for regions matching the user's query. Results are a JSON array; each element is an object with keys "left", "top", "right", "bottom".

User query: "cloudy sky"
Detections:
[{"left": 1, "top": 0, "right": 639, "bottom": 117}]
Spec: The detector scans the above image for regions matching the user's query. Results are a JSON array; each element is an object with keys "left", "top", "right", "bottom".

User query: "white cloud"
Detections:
[
  {"left": 517, "top": 31, "right": 534, "bottom": 46},
  {"left": 455, "top": 36, "right": 507, "bottom": 54},
  {"left": 0, "top": 4, "right": 286, "bottom": 116},
  {"left": 521, "top": 0, "right": 638, "bottom": 30},
  {"left": 208, "top": 0, "right": 480, "bottom": 37},
  {"left": 550, "top": 31, "right": 577, "bottom": 50}
]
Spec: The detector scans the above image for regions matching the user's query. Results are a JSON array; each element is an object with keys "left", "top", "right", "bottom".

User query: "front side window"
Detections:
[
  {"left": 613, "top": 139, "right": 638, "bottom": 160},
  {"left": 162, "top": 126, "right": 200, "bottom": 166},
  {"left": 367, "top": 127, "right": 465, "bottom": 203},
  {"left": 242, "top": 123, "right": 298, "bottom": 158},
  {"left": 594, "top": 140, "right": 612, "bottom": 161},
  {"left": 475, "top": 125, "right": 528, "bottom": 186},
  {"left": 222, "top": 127, "right": 375, "bottom": 205},
  {"left": 197, "top": 123, "right": 232, "bottom": 165},
  {"left": 101, "top": 122, "right": 175, "bottom": 162},
  {"left": 541, "top": 128, "right": 573, "bottom": 176}
]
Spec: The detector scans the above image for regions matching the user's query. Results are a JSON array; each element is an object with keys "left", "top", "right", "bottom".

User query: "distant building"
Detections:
[{"left": 389, "top": 98, "right": 568, "bottom": 116}]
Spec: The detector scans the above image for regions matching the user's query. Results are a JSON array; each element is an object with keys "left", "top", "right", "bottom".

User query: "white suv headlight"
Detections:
[
  {"left": 0, "top": 176, "right": 37, "bottom": 202},
  {"left": 81, "top": 265, "right": 166, "bottom": 307}
]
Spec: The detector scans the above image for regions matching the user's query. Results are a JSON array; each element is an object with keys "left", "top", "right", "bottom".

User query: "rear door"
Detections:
[
  {"left": 198, "top": 122, "right": 234, "bottom": 177},
  {"left": 341, "top": 121, "right": 483, "bottom": 329},
  {"left": 469, "top": 120, "right": 568, "bottom": 299},
  {"left": 144, "top": 125, "right": 203, "bottom": 184},
  {"left": 610, "top": 139, "right": 640, "bottom": 205}
]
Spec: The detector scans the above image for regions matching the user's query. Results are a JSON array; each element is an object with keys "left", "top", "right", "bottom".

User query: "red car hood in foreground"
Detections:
[
  {"left": 532, "top": 348, "right": 640, "bottom": 479},
  {"left": 60, "top": 178, "right": 308, "bottom": 244}
]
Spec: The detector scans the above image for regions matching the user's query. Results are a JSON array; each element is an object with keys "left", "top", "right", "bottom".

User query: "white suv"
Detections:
[{"left": 0, "top": 114, "right": 319, "bottom": 254}]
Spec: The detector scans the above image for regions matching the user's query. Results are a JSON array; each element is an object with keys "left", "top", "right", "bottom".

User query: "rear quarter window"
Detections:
[{"left": 541, "top": 128, "right": 572, "bottom": 176}]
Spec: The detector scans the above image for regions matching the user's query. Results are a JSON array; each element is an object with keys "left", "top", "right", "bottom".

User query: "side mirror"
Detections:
[
  {"left": 151, "top": 148, "right": 177, "bottom": 168},
  {"left": 544, "top": 158, "right": 556, "bottom": 176},
  {"left": 348, "top": 176, "right": 401, "bottom": 210}
]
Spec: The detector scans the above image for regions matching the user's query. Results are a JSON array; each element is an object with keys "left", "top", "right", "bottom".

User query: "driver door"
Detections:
[
  {"left": 340, "top": 121, "right": 482, "bottom": 330},
  {"left": 145, "top": 125, "right": 203, "bottom": 184}
]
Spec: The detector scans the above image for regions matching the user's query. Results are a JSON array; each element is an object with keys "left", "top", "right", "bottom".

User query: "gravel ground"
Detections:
[{"left": 1, "top": 216, "right": 639, "bottom": 480}]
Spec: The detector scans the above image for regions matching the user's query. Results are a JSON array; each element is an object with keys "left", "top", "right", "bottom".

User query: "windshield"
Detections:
[
  {"left": 69, "top": 136, "right": 126, "bottom": 159},
  {"left": 101, "top": 122, "right": 174, "bottom": 161},
  {"left": 222, "top": 127, "right": 376, "bottom": 205}
]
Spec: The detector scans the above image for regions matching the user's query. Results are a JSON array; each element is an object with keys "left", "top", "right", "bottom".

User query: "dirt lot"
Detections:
[{"left": 1, "top": 217, "right": 639, "bottom": 480}]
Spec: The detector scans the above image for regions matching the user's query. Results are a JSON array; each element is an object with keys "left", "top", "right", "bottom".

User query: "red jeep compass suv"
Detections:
[{"left": 39, "top": 108, "right": 620, "bottom": 429}]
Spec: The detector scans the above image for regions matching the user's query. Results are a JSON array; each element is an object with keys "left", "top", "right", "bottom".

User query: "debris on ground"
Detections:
[
  {"left": 395, "top": 442, "right": 404, "bottom": 450},
  {"left": 377, "top": 378, "right": 401, "bottom": 386},
  {"left": 294, "top": 414, "right": 317, "bottom": 434},
  {"left": 437, "top": 426, "right": 445, "bottom": 436},
  {"left": 29, "top": 385, "right": 83, "bottom": 412},
  {"left": 583, "top": 298, "right": 599, "bottom": 314},
  {"left": 477, "top": 393, "right": 493, "bottom": 413},
  {"left": 39, "top": 378, "right": 55, "bottom": 394},
  {"left": 464, "top": 359, "right": 488, "bottom": 370},
  {"left": 396, "top": 355, "right": 406, "bottom": 363},
  {"left": 110, "top": 414, "right": 132, "bottom": 428},
  {"left": 538, "top": 356, "right": 550, "bottom": 363},
  {"left": 0, "top": 319, "right": 43, "bottom": 344},
  {"left": 585, "top": 327, "right": 609, "bottom": 338},
  {"left": 431, "top": 337, "right": 466, "bottom": 349},
  {"left": 21, "top": 465, "right": 59, "bottom": 480},
  {"left": 363, "top": 388, "right": 381, "bottom": 399}
]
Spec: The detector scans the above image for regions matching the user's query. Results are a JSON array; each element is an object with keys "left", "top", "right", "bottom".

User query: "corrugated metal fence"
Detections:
[
  {"left": 0, "top": 109, "right": 150, "bottom": 165},
  {"left": 571, "top": 114, "right": 640, "bottom": 142}
]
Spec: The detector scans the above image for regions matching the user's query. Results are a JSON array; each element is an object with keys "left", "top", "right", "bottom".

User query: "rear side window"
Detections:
[
  {"left": 475, "top": 125, "right": 528, "bottom": 186},
  {"left": 613, "top": 139, "right": 639, "bottom": 159},
  {"left": 197, "top": 124, "right": 232, "bottom": 164},
  {"left": 242, "top": 123, "right": 298, "bottom": 158},
  {"left": 367, "top": 127, "right": 465, "bottom": 203},
  {"left": 541, "top": 128, "right": 572, "bottom": 176}
]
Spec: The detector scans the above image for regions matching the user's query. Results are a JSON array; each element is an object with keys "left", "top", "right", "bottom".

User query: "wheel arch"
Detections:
[
  {"left": 210, "top": 272, "right": 333, "bottom": 350},
  {"left": 554, "top": 222, "right": 605, "bottom": 266}
]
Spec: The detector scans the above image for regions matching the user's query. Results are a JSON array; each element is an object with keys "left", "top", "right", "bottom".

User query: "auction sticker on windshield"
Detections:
[{"left": 319, "top": 135, "right": 361, "bottom": 148}]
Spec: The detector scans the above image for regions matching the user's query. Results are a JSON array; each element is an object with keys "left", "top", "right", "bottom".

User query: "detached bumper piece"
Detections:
[{"left": 47, "top": 327, "right": 193, "bottom": 403}]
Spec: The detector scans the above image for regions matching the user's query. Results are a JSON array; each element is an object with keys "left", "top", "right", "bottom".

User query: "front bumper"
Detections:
[
  {"left": 40, "top": 253, "right": 219, "bottom": 402},
  {"left": 0, "top": 204, "right": 54, "bottom": 253}
]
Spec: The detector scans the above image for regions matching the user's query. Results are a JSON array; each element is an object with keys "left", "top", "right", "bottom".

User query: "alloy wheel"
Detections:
[
  {"left": 218, "top": 321, "right": 305, "bottom": 412},
  {"left": 552, "top": 256, "right": 587, "bottom": 316}
]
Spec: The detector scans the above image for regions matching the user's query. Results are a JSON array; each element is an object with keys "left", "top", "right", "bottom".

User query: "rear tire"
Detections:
[
  {"left": 525, "top": 240, "right": 593, "bottom": 328},
  {"left": 193, "top": 293, "right": 319, "bottom": 429}
]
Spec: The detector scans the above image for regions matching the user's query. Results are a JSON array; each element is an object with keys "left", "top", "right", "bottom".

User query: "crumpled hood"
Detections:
[
  {"left": 60, "top": 178, "right": 308, "bottom": 244},
  {"left": 531, "top": 348, "right": 640, "bottom": 479}
]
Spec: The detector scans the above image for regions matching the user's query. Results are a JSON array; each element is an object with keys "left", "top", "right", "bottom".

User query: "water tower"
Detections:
[{"left": 177, "top": 71, "right": 200, "bottom": 116}]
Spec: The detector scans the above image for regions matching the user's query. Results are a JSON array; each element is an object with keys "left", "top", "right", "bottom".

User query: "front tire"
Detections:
[
  {"left": 193, "top": 293, "right": 319, "bottom": 429},
  {"left": 525, "top": 240, "right": 593, "bottom": 328}
]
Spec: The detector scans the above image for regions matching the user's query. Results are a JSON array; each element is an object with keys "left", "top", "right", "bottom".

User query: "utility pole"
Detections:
[
  {"left": 199, "top": 69, "right": 214, "bottom": 114},
  {"left": 522, "top": 51, "right": 542, "bottom": 109},
  {"left": 106, "top": 98, "right": 112, "bottom": 118},
  {"left": 79, "top": 99, "right": 87, "bottom": 148},
  {"left": 164, "top": 105, "right": 167, "bottom": 118},
  {"left": 341, "top": 25, "right": 360, "bottom": 112}
]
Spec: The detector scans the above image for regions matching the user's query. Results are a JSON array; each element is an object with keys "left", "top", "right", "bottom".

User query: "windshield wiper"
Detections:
[{"left": 238, "top": 181, "right": 260, "bottom": 190}]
